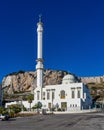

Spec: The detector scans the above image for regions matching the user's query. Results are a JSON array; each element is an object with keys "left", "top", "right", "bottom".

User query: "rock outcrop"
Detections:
[
  {"left": 2, "top": 70, "right": 104, "bottom": 100},
  {"left": 2, "top": 70, "right": 69, "bottom": 94},
  {"left": 81, "top": 76, "right": 104, "bottom": 84}
]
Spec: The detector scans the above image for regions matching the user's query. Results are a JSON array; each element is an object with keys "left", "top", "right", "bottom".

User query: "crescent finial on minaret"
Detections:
[{"left": 39, "top": 14, "right": 42, "bottom": 22}]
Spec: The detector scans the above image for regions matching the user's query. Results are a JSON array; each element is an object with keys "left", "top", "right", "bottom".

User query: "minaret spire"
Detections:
[
  {"left": 36, "top": 15, "right": 44, "bottom": 100},
  {"left": 39, "top": 14, "right": 42, "bottom": 23}
]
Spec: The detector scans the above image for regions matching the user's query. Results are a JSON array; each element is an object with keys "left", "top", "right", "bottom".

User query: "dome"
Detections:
[{"left": 62, "top": 74, "right": 77, "bottom": 84}]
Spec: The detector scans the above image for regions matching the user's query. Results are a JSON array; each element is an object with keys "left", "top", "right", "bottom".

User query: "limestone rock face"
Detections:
[
  {"left": 2, "top": 70, "right": 68, "bottom": 94},
  {"left": 43, "top": 70, "right": 68, "bottom": 85},
  {"left": 81, "top": 76, "right": 104, "bottom": 84},
  {"left": 2, "top": 71, "right": 36, "bottom": 94},
  {"left": 2, "top": 70, "right": 104, "bottom": 100}
]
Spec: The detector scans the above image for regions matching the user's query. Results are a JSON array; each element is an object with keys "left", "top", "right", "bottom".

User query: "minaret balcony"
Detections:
[{"left": 36, "top": 58, "right": 44, "bottom": 62}]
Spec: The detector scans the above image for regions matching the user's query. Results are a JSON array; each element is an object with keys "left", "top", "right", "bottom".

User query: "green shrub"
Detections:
[
  {"left": 8, "top": 104, "right": 21, "bottom": 115},
  {"left": 0, "top": 107, "right": 8, "bottom": 114},
  {"left": 57, "top": 108, "right": 61, "bottom": 111}
]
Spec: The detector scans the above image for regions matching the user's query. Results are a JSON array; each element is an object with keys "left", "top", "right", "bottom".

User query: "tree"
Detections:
[
  {"left": 32, "top": 102, "right": 42, "bottom": 113},
  {"left": 27, "top": 94, "right": 34, "bottom": 111},
  {"left": 0, "top": 107, "right": 8, "bottom": 114},
  {"left": 36, "top": 102, "right": 42, "bottom": 109},
  {"left": 8, "top": 104, "right": 21, "bottom": 117}
]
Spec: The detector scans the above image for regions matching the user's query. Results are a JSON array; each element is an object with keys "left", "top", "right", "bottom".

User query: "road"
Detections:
[{"left": 0, "top": 112, "right": 104, "bottom": 130}]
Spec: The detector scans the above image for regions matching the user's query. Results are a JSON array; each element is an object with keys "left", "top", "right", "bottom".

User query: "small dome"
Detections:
[{"left": 62, "top": 74, "right": 77, "bottom": 84}]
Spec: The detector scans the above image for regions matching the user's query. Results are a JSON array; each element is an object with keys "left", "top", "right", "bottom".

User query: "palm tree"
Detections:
[{"left": 27, "top": 94, "right": 34, "bottom": 111}]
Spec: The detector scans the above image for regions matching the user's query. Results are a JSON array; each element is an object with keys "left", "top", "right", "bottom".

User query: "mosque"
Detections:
[
  {"left": 5, "top": 16, "right": 92, "bottom": 112},
  {"left": 33, "top": 16, "right": 92, "bottom": 111}
]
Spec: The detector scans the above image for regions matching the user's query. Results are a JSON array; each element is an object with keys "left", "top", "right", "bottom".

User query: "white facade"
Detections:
[
  {"left": 34, "top": 74, "right": 92, "bottom": 111},
  {"left": 5, "top": 75, "right": 92, "bottom": 111}
]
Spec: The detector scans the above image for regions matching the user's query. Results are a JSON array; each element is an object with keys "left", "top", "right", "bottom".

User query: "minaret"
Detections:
[{"left": 36, "top": 15, "right": 44, "bottom": 99}]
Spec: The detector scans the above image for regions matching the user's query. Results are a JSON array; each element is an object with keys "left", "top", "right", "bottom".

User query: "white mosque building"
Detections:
[
  {"left": 5, "top": 16, "right": 92, "bottom": 112},
  {"left": 34, "top": 75, "right": 92, "bottom": 111},
  {"left": 32, "top": 16, "right": 92, "bottom": 111}
]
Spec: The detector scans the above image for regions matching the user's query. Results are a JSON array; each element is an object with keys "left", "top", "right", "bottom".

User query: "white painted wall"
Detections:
[
  {"left": 5, "top": 81, "right": 92, "bottom": 112},
  {"left": 33, "top": 82, "right": 92, "bottom": 111}
]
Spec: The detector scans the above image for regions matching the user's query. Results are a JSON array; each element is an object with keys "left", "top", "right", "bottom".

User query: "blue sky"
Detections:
[{"left": 0, "top": 0, "right": 104, "bottom": 82}]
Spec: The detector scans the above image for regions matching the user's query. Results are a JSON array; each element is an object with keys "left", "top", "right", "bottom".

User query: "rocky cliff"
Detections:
[
  {"left": 2, "top": 70, "right": 104, "bottom": 100},
  {"left": 2, "top": 70, "right": 69, "bottom": 95},
  {"left": 81, "top": 76, "right": 104, "bottom": 84}
]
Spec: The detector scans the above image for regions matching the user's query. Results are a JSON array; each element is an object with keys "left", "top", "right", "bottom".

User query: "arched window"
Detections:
[
  {"left": 71, "top": 88, "right": 75, "bottom": 98},
  {"left": 47, "top": 90, "right": 50, "bottom": 100},
  {"left": 43, "top": 92, "right": 45, "bottom": 100},
  {"left": 60, "top": 90, "right": 65, "bottom": 99},
  {"left": 72, "top": 91, "right": 75, "bottom": 98},
  {"left": 77, "top": 87, "right": 81, "bottom": 98},
  {"left": 77, "top": 90, "right": 81, "bottom": 98}
]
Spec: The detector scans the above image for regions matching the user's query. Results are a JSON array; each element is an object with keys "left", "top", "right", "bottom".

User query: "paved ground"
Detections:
[{"left": 0, "top": 112, "right": 104, "bottom": 130}]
